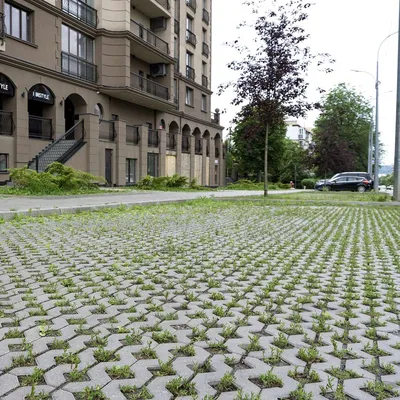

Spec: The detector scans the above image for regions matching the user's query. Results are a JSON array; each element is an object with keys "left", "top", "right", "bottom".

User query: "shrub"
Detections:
[
  {"left": 136, "top": 174, "right": 195, "bottom": 190},
  {"left": 9, "top": 163, "right": 105, "bottom": 195},
  {"left": 276, "top": 182, "right": 291, "bottom": 189},
  {"left": 167, "top": 174, "right": 189, "bottom": 188},
  {"left": 301, "top": 178, "right": 318, "bottom": 189}
]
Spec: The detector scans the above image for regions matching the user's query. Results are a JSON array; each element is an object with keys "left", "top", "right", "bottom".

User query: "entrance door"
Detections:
[
  {"left": 105, "top": 149, "right": 112, "bottom": 186},
  {"left": 147, "top": 153, "right": 159, "bottom": 177},
  {"left": 64, "top": 98, "right": 75, "bottom": 137}
]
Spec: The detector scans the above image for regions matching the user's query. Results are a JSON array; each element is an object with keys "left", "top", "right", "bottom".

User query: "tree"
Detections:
[
  {"left": 230, "top": 106, "right": 287, "bottom": 180},
  {"left": 220, "top": 0, "right": 333, "bottom": 196},
  {"left": 311, "top": 83, "right": 373, "bottom": 176}
]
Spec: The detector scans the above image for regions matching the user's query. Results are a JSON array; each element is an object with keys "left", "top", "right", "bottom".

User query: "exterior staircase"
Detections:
[{"left": 28, "top": 120, "right": 86, "bottom": 172}]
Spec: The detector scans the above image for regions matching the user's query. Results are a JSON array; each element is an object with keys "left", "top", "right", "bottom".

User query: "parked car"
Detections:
[
  {"left": 315, "top": 175, "right": 372, "bottom": 192},
  {"left": 315, "top": 172, "right": 373, "bottom": 190}
]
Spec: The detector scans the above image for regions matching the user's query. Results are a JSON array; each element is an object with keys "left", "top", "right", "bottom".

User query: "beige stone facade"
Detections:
[{"left": 0, "top": 0, "right": 225, "bottom": 186}]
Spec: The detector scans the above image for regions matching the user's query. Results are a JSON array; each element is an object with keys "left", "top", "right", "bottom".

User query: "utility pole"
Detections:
[
  {"left": 375, "top": 60, "right": 380, "bottom": 192},
  {"left": 394, "top": 1, "right": 400, "bottom": 200}
]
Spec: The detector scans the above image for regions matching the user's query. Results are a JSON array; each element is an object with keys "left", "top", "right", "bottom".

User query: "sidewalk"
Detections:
[{"left": 0, "top": 189, "right": 298, "bottom": 219}]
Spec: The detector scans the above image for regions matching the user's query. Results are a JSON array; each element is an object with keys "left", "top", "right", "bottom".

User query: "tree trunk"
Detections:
[{"left": 264, "top": 124, "right": 269, "bottom": 197}]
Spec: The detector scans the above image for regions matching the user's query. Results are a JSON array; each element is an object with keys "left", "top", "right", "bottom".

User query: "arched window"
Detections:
[
  {"left": 160, "top": 119, "right": 166, "bottom": 129},
  {"left": 94, "top": 103, "right": 103, "bottom": 122}
]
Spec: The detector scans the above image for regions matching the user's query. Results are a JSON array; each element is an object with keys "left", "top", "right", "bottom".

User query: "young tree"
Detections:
[
  {"left": 311, "top": 83, "right": 373, "bottom": 176},
  {"left": 220, "top": 0, "right": 333, "bottom": 196}
]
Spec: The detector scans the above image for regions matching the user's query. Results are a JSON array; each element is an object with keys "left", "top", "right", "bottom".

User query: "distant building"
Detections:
[{"left": 286, "top": 120, "right": 313, "bottom": 149}]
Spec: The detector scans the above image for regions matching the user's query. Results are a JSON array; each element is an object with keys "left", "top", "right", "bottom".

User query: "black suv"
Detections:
[{"left": 315, "top": 172, "right": 373, "bottom": 193}]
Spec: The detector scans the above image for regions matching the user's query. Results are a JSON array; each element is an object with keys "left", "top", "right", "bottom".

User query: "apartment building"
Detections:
[
  {"left": 286, "top": 120, "right": 312, "bottom": 150},
  {"left": 0, "top": 0, "right": 225, "bottom": 186}
]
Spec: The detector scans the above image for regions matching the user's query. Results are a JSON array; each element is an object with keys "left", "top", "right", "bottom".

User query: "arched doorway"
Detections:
[
  {"left": 193, "top": 127, "right": 202, "bottom": 155},
  {"left": 168, "top": 121, "right": 179, "bottom": 150},
  {"left": 28, "top": 84, "right": 55, "bottom": 140},
  {"left": 0, "top": 74, "right": 16, "bottom": 136},
  {"left": 214, "top": 133, "right": 222, "bottom": 186},
  {"left": 203, "top": 130, "right": 210, "bottom": 157},
  {"left": 182, "top": 124, "right": 191, "bottom": 153},
  {"left": 159, "top": 119, "right": 166, "bottom": 130},
  {"left": 64, "top": 93, "right": 87, "bottom": 134}
]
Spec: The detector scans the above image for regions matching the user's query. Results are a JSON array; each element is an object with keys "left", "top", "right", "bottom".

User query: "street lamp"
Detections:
[
  {"left": 351, "top": 31, "right": 398, "bottom": 192},
  {"left": 395, "top": 1, "right": 400, "bottom": 201}
]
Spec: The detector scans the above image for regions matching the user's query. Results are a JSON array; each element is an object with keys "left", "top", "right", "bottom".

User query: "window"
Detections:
[
  {"left": 173, "top": 79, "right": 178, "bottom": 104},
  {"left": 202, "top": 62, "right": 207, "bottom": 76},
  {"left": 186, "top": 15, "right": 193, "bottom": 31},
  {"left": 186, "top": 51, "right": 193, "bottom": 67},
  {"left": 203, "top": 0, "right": 207, "bottom": 8},
  {"left": 174, "top": 38, "right": 179, "bottom": 57},
  {"left": 202, "top": 28, "right": 207, "bottom": 42},
  {"left": 201, "top": 94, "right": 207, "bottom": 112},
  {"left": 62, "top": 25, "right": 94, "bottom": 62},
  {"left": 0, "top": 154, "right": 8, "bottom": 172},
  {"left": 4, "top": 2, "right": 31, "bottom": 42},
  {"left": 94, "top": 103, "right": 103, "bottom": 122},
  {"left": 147, "top": 153, "right": 159, "bottom": 177},
  {"left": 186, "top": 87, "right": 194, "bottom": 106},
  {"left": 126, "top": 158, "right": 136, "bottom": 184}
]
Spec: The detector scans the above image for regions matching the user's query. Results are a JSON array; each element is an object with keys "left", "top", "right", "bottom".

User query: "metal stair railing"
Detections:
[{"left": 30, "top": 119, "right": 85, "bottom": 172}]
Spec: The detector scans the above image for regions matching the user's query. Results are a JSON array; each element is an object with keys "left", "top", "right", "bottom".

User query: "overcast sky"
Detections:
[{"left": 211, "top": 0, "right": 399, "bottom": 164}]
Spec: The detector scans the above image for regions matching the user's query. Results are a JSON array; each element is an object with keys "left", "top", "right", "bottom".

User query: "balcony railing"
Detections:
[
  {"left": 211, "top": 112, "right": 220, "bottom": 124},
  {"left": 155, "top": 0, "right": 170, "bottom": 9},
  {"left": 29, "top": 116, "right": 53, "bottom": 140},
  {"left": 62, "top": 0, "right": 97, "bottom": 27},
  {"left": 130, "top": 20, "right": 169, "bottom": 55},
  {"left": 0, "top": 111, "right": 14, "bottom": 136},
  {"left": 186, "top": 29, "right": 196, "bottom": 47},
  {"left": 131, "top": 73, "right": 169, "bottom": 101},
  {"left": 99, "top": 120, "right": 116, "bottom": 141},
  {"left": 202, "top": 8, "right": 209, "bottom": 24},
  {"left": 61, "top": 52, "right": 97, "bottom": 83},
  {"left": 195, "top": 139, "right": 202, "bottom": 155},
  {"left": 186, "top": 0, "right": 196, "bottom": 12},
  {"left": 148, "top": 129, "right": 159, "bottom": 147},
  {"left": 186, "top": 65, "right": 195, "bottom": 81},
  {"left": 0, "top": 12, "right": 4, "bottom": 39},
  {"left": 167, "top": 133, "right": 176, "bottom": 150},
  {"left": 182, "top": 136, "right": 190, "bottom": 153},
  {"left": 202, "top": 74, "right": 208, "bottom": 88},
  {"left": 174, "top": 19, "right": 180, "bottom": 35},
  {"left": 202, "top": 42, "right": 209, "bottom": 57},
  {"left": 126, "top": 125, "right": 140, "bottom": 145}
]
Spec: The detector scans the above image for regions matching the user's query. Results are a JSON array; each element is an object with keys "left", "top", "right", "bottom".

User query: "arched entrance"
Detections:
[
  {"left": 193, "top": 128, "right": 202, "bottom": 155},
  {"left": 214, "top": 133, "right": 221, "bottom": 186},
  {"left": 168, "top": 121, "right": 179, "bottom": 150},
  {"left": 203, "top": 130, "right": 210, "bottom": 156},
  {"left": 182, "top": 124, "right": 191, "bottom": 153},
  {"left": 0, "top": 74, "right": 16, "bottom": 136},
  {"left": 64, "top": 93, "right": 87, "bottom": 134},
  {"left": 28, "top": 84, "right": 55, "bottom": 140}
]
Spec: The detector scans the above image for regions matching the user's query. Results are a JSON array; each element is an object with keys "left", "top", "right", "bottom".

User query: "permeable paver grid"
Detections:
[{"left": 1, "top": 202, "right": 400, "bottom": 400}]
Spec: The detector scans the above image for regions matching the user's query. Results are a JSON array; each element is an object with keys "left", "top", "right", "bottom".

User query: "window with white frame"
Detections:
[{"left": 201, "top": 94, "right": 207, "bottom": 112}]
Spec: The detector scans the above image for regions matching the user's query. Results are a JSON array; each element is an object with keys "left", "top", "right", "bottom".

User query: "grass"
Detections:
[{"left": 265, "top": 191, "right": 392, "bottom": 202}]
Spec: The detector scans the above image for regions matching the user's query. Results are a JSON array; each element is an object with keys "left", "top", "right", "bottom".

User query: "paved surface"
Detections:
[
  {"left": 0, "top": 190, "right": 300, "bottom": 219},
  {"left": 1, "top": 202, "right": 400, "bottom": 399}
]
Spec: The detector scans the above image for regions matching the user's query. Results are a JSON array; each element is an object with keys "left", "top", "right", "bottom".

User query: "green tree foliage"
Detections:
[
  {"left": 229, "top": 107, "right": 287, "bottom": 181},
  {"left": 380, "top": 174, "right": 394, "bottom": 186},
  {"left": 312, "top": 83, "right": 373, "bottom": 176}
]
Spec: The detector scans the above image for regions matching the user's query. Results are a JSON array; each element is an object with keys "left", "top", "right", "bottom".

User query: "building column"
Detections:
[
  {"left": 115, "top": 119, "right": 127, "bottom": 186},
  {"left": 201, "top": 137, "right": 207, "bottom": 186},
  {"left": 81, "top": 113, "right": 100, "bottom": 177},
  {"left": 190, "top": 135, "right": 195, "bottom": 181},
  {"left": 209, "top": 137, "right": 216, "bottom": 186},
  {"left": 176, "top": 133, "right": 182, "bottom": 175},
  {"left": 159, "top": 129, "right": 167, "bottom": 177},
  {"left": 139, "top": 124, "right": 149, "bottom": 179},
  {"left": 14, "top": 88, "right": 30, "bottom": 168}
]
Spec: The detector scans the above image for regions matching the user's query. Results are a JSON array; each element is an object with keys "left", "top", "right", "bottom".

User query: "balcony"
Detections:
[
  {"left": 202, "top": 42, "right": 209, "bottom": 57},
  {"left": 62, "top": 0, "right": 97, "bottom": 27},
  {"left": 0, "top": 12, "right": 4, "bottom": 40},
  {"left": 99, "top": 120, "right": 116, "bottom": 141},
  {"left": 186, "top": 66, "right": 195, "bottom": 81},
  {"left": 186, "top": 29, "right": 196, "bottom": 47},
  {"left": 61, "top": 52, "right": 97, "bottom": 83},
  {"left": 0, "top": 111, "right": 14, "bottom": 135},
  {"left": 131, "top": 73, "right": 169, "bottom": 101},
  {"left": 148, "top": 129, "right": 159, "bottom": 147},
  {"left": 174, "top": 19, "right": 180, "bottom": 35},
  {"left": 202, "top": 8, "right": 209, "bottom": 24},
  {"left": 186, "top": 0, "right": 196, "bottom": 12},
  {"left": 29, "top": 116, "right": 53, "bottom": 140},
  {"left": 195, "top": 139, "right": 202, "bottom": 155},
  {"left": 167, "top": 133, "right": 176, "bottom": 150},
  {"left": 130, "top": 20, "right": 169, "bottom": 55},
  {"left": 202, "top": 74, "right": 208, "bottom": 88},
  {"left": 131, "top": 0, "right": 170, "bottom": 18},
  {"left": 182, "top": 136, "right": 190, "bottom": 153},
  {"left": 126, "top": 125, "right": 140, "bottom": 144}
]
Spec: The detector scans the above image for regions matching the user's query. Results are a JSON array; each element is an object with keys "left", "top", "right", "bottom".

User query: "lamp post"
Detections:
[
  {"left": 395, "top": 1, "right": 400, "bottom": 201},
  {"left": 351, "top": 31, "right": 398, "bottom": 192}
]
